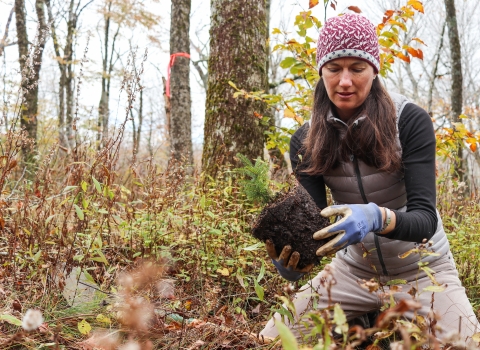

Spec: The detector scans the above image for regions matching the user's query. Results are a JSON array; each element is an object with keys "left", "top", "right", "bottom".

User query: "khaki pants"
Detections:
[{"left": 260, "top": 253, "right": 479, "bottom": 345}]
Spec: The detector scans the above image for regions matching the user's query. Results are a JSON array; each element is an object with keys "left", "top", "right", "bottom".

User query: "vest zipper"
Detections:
[{"left": 352, "top": 155, "right": 389, "bottom": 276}]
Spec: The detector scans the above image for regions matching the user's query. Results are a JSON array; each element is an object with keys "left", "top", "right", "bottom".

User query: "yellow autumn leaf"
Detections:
[
  {"left": 284, "top": 108, "right": 296, "bottom": 118},
  {"left": 422, "top": 285, "right": 446, "bottom": 293},
  {"left": 78, "top": 319, "right": 91, "bottom": 335},
  {"left": 472, "top": 333, "right": 480, "bottom": 343},
  {"left": 216, "top": 267, "right": 230, "bottom": 276},
  {"left": 408, "top": 0, "right": 424, "bottom": 13},
  {"left": 284, "top": 78, "right": 295, "bottom": 87},
  {"left": 96, "top": 314, "right": 111, "bottom": 324}
]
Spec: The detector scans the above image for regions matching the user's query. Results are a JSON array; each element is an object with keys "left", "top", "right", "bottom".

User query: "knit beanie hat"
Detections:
[{"left": 316, "top": 14, "right": 380, "bottom": 74}]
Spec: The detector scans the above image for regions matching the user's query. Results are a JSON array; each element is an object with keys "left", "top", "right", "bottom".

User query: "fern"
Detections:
[{"left": 235, "top": 153, "right": 273, "bottom": 206}]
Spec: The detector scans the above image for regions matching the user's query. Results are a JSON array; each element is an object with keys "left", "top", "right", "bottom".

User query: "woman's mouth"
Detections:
[{"left": 337, "top": 92, "right": 354, "bottom": 98}]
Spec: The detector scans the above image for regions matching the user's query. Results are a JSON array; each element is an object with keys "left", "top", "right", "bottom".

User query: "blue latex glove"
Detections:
[
  {"left": 266, "top": 239, "right": 314, "bottom": 282},
  {"left": 313, "top": 203, "right": 383, "bottom": 256}
]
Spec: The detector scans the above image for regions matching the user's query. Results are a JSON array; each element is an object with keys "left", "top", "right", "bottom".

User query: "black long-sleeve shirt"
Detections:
[{"left": 290, "top": 103, "right": 438, "bottom": 243}]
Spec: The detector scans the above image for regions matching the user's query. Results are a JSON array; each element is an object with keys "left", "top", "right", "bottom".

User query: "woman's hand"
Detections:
[
  {"left": 266, "top": 239, "right": 314, "bottom": 282},
  {"left": 313, "top": 203, "right": 383, "bottom": 256}
]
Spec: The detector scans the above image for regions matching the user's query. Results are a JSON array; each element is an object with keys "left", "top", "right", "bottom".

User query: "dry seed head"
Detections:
[
  {"left": 22, "top": 309, "right": 44, "bottom": 331},
  {"left": 81, "top": 330, "right": 120, "bottom": 350},
  {"left": 116, "top": 296, "right": 153, "bottom": 331},
  {"left": 119, "top": 341, "right": 141, "bottom": 350},
  {"left": 389, "top": 342, "right": 404, "bottom": 350}
]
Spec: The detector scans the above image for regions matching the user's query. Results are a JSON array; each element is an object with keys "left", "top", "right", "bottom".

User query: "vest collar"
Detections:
[{"left": 326, "top": 109, "right": 366, "bottom": 128}]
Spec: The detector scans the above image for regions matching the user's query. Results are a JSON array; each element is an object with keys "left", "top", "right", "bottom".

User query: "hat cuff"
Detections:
[{"left": 317, "top": 49, "right": 380, "bottom": 73}]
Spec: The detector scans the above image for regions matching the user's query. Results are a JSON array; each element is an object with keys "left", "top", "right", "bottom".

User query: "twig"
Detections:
[
  {"left": 6, "top": 166, "right": 26, "bottom": 200},
  {"left": 0, "top": 7, "right": 14, "bottom": 57},
  {"left": 77, "top": 280, "right": 114, "bottom": 295}
]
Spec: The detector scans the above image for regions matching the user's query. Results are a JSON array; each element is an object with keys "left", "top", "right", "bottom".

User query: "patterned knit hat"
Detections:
[{"left": 316, "top": 14, "right": 380, "bottom": 74}]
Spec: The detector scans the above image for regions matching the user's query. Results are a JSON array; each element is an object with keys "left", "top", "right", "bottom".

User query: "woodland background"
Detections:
[{"left": 0, "top": 0, "right": 479, "bottom": 349}]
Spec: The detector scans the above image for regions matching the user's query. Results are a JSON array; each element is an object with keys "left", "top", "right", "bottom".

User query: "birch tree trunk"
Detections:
[
  {"left": 202, "top": 0, "right": 268, "bottom": 177},
  {"left": 14, "top": 0, "right": 48, "bottom": 164},
  {"left": 169, "top": 0, "right": 193, "bottom": 165},
  {"left": 444, "top": 0, "right": 466, "bottom": 184}
]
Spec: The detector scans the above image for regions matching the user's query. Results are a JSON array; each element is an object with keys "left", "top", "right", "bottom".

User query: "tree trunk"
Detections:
[
  {"left": 131, "top": 89, "right": 143, "bottom": 160},
  {"left": 64, "top": 0, "right": 76, "bottom": 148},
  {"left": 444, "top": 0, "right": 466, "bottom": 184},
  {"left": 169, "top": 0, "right": 193, "bottom": 166},
  {"left": 162, "top": 76, "right": 171, "bottom": 154},
  {"left": 98, "top": 3, "right": 110, "bottom": 149},
  {"left": 202, "top": 0, "right": 268, "bottom": 177},
  {"left": 427, "top": 21, "right": 446, "bottom": 114},
  {"left": 136, "top": 89, "right": 143, "bottom": 154},
  {"left": 46, "top": 0, "right": 78, "bottom": 149},
  {"left": 98, "top": 0, "right": 118, "bottom": 149},
  {"left": 14, "top": 0, "right": 48, "bottom": 165}
]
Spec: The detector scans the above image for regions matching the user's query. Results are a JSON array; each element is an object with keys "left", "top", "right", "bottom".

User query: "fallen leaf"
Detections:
[
  {"left": 157, "top": 279, "right": 175, "bottom": 299},
  {"left": 472, "top": 333, "right": 480, "bottom": 343},
  {"left": 96, "top": 314, "right": 111, "bottom": 324},
  {"left": 38, "top": 322, "right": 50, "bottom": 334},
  {"left": 187, "top": 340, "right": 205, "bottom": 350},
  {"left": 234, "top": 313, "right": 248, "bottom": 324},
  {"left": 78, "top": 319, "right": 91, "bottom": 335},
  {"left": 423, "top": 285, "right": 446, "bottom": 293},
  {"left": 0, "top": 314, "right": 22, "bottom": 326},
  {"left": 251, "top": 304, "right": 261, "bottom": 314},
  {"left": 217, "top": 267, "right": 230, "bottom": 276},
  {"left": 215, "top": 305, "right": 228, "bottom": 316},
  {"left": 12, "top": 300, "right": 22, "bottom": 312}
]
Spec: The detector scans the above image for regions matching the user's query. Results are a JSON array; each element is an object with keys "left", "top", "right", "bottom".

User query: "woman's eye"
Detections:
[{"left": 353, "top": 69, "right": 364, "bottom": 73}]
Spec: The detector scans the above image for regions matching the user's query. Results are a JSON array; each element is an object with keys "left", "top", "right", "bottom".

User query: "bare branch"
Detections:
[{"left": 0, "top": 7, "right": 15, "bottom": 57}]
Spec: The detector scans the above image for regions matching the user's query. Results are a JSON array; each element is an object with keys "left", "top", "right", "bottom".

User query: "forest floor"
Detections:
[{"left": 0, "top": 148, "right": 479, "bottom": 349}]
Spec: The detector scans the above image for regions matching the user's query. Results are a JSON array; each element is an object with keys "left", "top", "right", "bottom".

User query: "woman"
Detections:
[{"left": 260, "top": 13, "right": 478, "bottom": 344}]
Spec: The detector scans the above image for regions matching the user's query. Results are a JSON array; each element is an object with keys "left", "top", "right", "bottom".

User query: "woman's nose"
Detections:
[{"left": 339, "top": 71, "right": 353, "bottom": 87}]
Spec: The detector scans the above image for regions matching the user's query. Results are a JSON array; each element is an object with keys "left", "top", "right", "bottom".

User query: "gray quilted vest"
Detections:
[{"left": 312, "top": 93, "right": 450, "bottom": 275}]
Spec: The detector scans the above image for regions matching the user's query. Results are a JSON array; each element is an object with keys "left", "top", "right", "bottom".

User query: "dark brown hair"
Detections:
[{"left": 302, "top": 78, "right": 402, "bottom": 175}]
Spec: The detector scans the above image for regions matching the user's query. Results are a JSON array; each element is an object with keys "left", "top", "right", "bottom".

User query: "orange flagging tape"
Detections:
[{"left": 166, "top": 52, "right": 191, "bottom": 98}]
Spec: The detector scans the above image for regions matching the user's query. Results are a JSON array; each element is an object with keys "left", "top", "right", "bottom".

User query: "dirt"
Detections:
[{"left": 251, "top": 183, "right": 332, "bottom": 269}]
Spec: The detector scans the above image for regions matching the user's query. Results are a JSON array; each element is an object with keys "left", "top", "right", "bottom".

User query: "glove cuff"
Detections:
[{"left": 367, "top": 202, "right": 384, "bottom": 233}]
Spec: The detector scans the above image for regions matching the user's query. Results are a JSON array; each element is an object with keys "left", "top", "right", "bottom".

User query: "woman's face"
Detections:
[{"left": 321, "top": 58, "right": 376, "bottom": 122}]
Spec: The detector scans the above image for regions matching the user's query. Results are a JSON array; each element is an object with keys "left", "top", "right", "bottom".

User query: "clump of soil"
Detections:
[{"left": 251, "top": 183, "right": 332, "bottom": 269}]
